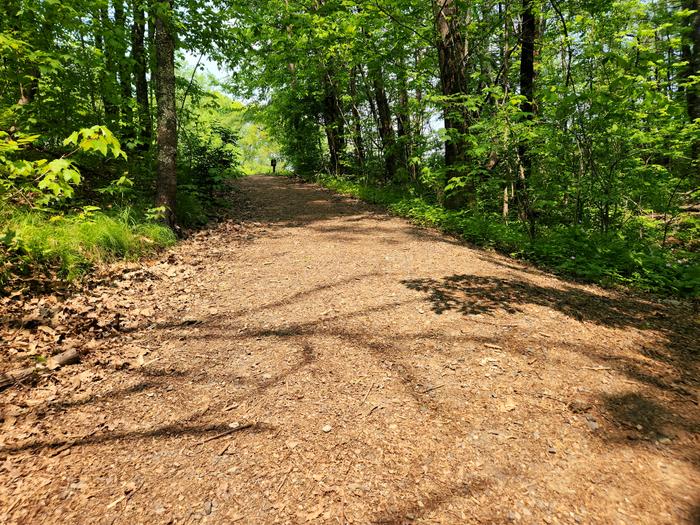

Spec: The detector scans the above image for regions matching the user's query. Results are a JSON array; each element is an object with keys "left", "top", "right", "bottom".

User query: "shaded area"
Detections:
[
  {"left": 401, "top": 273, "right": 700, "bottom": 465},
  {"left": 602, "top": 392, "right": 700, "bottom": 441},
  {"left": 372, "top": 478, "right": 490, "bottom": 524},
  {"left": 0, "top": 420, "right": 269, "bottom": 455},
  {"left": 401, "top": 274, "right": 698, "bottom": 385},
  {"left": 230, "top": 176, "right": 461, "bottom": 248}
]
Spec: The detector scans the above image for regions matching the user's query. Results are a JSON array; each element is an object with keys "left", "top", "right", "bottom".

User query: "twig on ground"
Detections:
[
  {"left": 141, "top": 357, "right": 160, "bottom": 367},
  {"left": 276, "top": 467, "right": 293, "bottom": 493},
  {"left": 360, "top": 380, "right": 375, "bottom": 404},
  {"left": 106, "top": 481, "right": 142, "bottom": 510},
  {"left": 422, "top": 384, "right": 445, "bottom": 394},
  {"left": 196, "top": 423, "right": 254, "bottom": 446},
  {"left": 218, "top": 440, "right": 233, "bottom": 456},
  {"left": 364, "top": 405, "right": 380, "bottom": 418}
]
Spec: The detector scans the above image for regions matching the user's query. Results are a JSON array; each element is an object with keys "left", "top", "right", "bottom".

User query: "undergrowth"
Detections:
[
  {"left": 310, "top": 175, "right": 699, "bottom": 298},
  {"left": 0, "top": 206, "right": 176, "bottom": 290}
]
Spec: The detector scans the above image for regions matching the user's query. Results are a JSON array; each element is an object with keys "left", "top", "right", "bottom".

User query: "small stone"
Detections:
[
  {"left": 322, "top": 425, "right": 332, "bottom": 433},
  {"left": 585, "top": 417, "right": 599, "bottom": 431},
  {"left": 548, "top": 447, "right": 556, "bottom": 454},
  {"left": 203, "top": 501, "right": 213, "bottom": 515}
]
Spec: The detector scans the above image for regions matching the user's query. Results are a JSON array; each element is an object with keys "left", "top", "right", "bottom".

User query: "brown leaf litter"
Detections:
[{"left": 0, "top": 175, "right": 698, "bottom": 524}]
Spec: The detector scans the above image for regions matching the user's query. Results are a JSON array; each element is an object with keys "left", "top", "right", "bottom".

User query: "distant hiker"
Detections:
[{"left": 271, "top": 157, "right": 277, "bottom": 174}]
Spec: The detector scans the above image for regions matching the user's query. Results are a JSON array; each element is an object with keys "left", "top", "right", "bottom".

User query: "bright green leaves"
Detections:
[
  {"left": 63, "top": 126, "right": 127, "bottom": 160},
  {"left": 1, "top": 126, "right": 126, "bottom": 208},
  {"left": 36, "top": 158, "right": 82, "bottom": 204}
]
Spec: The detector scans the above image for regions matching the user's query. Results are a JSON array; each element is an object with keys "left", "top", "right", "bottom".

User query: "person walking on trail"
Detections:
[{"left": 271, "top": 157, "right": 277, "bottom": 174}]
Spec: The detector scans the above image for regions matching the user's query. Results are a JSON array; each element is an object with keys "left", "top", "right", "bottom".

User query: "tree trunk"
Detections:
[
  {"left": 358, "top": 65, "right": 380, "bottom": 139},
  {"left": 113, "top": 0, "right": 133, "bottom": 136},
  {"left": 516, "top": 0, "right": 536, "bottom": 238},
  {"left": 131, "top": 0, "right": 152, "bottom": 147},
  {"left": 349, "top": 67, "right": 366, "bottom": 168},
  {"left": 499, "top": 1, "right": 511, "bottom": 95},
  {"left": 154, "top": 0, "right": 177, "bottom": 226},
  {"left": 96, "top": 8, "right": 120, "bottom": 128},
  {"left": 396, "top": 66, "right": 412, "bottom": 175},
  {"left": 322, "top": 71, "right": 345, "bottom": 175},
  {"left": 371, "top": 65, "right": 397, "bottom": 181},
  {"left": 434, "top": 0, "right": 473, "bottom": 206}
]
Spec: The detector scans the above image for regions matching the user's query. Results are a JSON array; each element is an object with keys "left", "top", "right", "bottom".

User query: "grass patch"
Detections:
[
  {"left": 312, "top": 174, "right": 699, "bottom": 298},
  {"left": 0, "top": 206, "right": 176, "bottom": 289}
]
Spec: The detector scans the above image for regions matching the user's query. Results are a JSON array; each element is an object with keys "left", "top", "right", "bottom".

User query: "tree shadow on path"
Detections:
[
  {"left": 402, "top": 274, "right": 697, "bottom": 366},
  {"left": 402, "top": 273, "right": 699, "bottom": 463}
]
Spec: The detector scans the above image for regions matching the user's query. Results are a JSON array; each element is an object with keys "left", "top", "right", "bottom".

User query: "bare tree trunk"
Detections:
[
  {"left": 131, "top": 0, "right": 152, "bottom": 147},
  {"left": 96, "top": 8, "right": 120, "bottom": 128},
  {"left": 434, "top": 0, "right": 473, "bottom": 206},
  {"left": 516, "top": 0, "right": 537, "bottom": 238},
  {"left": 396, "top": 65, "right": 412, "bottom": 174},
  {"left": 154, "top": 0, "right": 177, "bottom": 226}
]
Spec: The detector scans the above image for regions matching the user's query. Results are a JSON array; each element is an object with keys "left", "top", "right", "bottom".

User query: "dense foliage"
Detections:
[{"left": 0, "top": 0, "right": 250, "bottom": 286}]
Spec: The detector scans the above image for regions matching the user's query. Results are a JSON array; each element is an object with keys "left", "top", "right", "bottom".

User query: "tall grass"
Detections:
[{"left": 0, "top": 206, "right": 176, "bottom": 285}]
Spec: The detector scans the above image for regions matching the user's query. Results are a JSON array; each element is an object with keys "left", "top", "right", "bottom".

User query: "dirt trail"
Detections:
[{"left": 1, "top": 175, "right": 699, "bottom": 524}]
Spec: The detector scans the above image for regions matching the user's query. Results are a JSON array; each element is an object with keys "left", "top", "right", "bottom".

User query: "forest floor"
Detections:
[{"left": 1, "top": 175, "right": 699, "bottom": 524}]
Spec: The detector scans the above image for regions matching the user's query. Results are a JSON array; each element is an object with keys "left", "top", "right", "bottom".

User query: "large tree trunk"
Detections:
[
  {"left": 516, "top": 0, "right": 537, "bottom": 238},
  {"left": 434, "top": 0, "right": 473, "bottom": 206},
  {"left": 370, "top": 65, "right": 397, "bottom": 181},
  {"left": 131, "top": 0, "right": 152, "bottom": 147},
  {"left": 154, "top": 0, "right": 177, "bottom": 226}
]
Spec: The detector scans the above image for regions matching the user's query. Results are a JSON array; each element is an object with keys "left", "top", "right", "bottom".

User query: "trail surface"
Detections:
[{"left": 1, "top": 175, "right": 698, "bottom": 524}]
